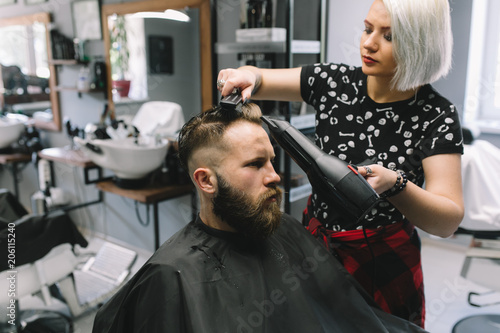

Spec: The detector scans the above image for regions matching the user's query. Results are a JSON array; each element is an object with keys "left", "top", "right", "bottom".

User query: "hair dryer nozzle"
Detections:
[{"left": 261, "top": 116, "right": 379, "bottom": 226}]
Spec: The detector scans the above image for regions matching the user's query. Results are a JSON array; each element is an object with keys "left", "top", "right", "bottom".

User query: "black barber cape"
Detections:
[{"left": 92, "top": 214, "right": 427, "bottom": 332}]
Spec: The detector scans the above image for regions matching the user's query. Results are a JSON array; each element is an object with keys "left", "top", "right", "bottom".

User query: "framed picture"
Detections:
[
  {"left": 72, "top": 0, "right": 102, "bottom": 40},
  {"left": 25, "top": 0, "right": 47, "bottom": 5},
  {"left": 0, "top": 0, "right": 16, "bottom": 6},
  {"left": 149, "top": 36, "right": 174, "bottom": 75}
]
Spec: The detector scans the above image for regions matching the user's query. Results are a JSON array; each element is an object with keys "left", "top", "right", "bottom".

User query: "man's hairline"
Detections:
[{"left": 186, "top": 119, "right": 251, "bottom": 176}]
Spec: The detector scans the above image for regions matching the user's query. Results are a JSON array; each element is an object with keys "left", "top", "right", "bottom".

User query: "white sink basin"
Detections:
[
  {"left": 0, "top": 114, "right": 27, "bottom": 149},
  {"left": 74, "top": 136, "right": 169, "bottom": 180}
]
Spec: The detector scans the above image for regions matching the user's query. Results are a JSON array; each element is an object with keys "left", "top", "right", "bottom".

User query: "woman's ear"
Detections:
[{"left": 193, "top": 168, "right": 216, "bottom": 194}]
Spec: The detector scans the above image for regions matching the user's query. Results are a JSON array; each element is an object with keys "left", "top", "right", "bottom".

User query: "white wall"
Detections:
[{"left": 327, "top": 0, "right": 371, "bottom": 66}]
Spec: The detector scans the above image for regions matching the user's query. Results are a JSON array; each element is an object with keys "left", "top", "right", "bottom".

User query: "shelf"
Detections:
[
  {"left": 55, "top": 86, "right": 104, "bottom": 93},
  {"left": 289, "top": 183, "right": 312, "bottom": 203},
  {"left": 50, "top": 59, "right": 89, "bottom": 66},
  {"left": 216, "top": 41, "right": 285, "bottom": 54},
  {"left": 113, "top": 97, "right": 150, "bottom": 106},
  {"left": 291, "top": 113, "right": 315, "bottom": 130},
  {"left": 11, "top": 101, "right": 51, "bottom": 112},
  {"left": 215, "top": 40, "right": 320, "bottom": 55},
  {"left": 214, "top": 0, "right": 326, "bottom": 216},
  {"left": 291, "top": 40, "right": 321, "bottom": 54}
]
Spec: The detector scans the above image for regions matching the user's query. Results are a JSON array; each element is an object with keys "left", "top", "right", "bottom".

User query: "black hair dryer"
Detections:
[{"left": 261, "top": 116, "right": 380, "bottom": 224}]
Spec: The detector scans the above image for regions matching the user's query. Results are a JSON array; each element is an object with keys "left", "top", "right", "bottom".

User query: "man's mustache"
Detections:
[{"left": 260, "top": 187, "right": 283, "bottom": 203}]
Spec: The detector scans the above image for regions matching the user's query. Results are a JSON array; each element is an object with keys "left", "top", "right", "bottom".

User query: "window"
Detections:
[
  {"left": 464, "top": 0, "right": 500, "bottom": 129},
  {"left": 0, "top": 22, "right": 49, "bottom": 78}
]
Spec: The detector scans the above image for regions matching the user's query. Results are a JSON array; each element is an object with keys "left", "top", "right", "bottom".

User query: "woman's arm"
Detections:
[
  {"left": 359, "top": 153, "right": 464, "bottom": 237},
  {"left": 218, "top": 66, "right": 303, "bottom": 102}
]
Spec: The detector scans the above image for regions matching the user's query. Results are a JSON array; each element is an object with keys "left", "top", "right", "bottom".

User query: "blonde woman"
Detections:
[{"left": 218, "top": 0, "right": 463, "bottom": 328}]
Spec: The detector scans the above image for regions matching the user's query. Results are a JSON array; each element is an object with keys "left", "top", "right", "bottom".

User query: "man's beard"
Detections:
[{"left": 212, "top": 174, "right": 283, "bottom": 240}]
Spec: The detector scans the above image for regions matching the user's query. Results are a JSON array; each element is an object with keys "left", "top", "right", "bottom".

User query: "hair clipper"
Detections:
[
  {"left": 261, "top": 116, "right": 380, "bottom": 225},
  {"left": 220, "top": 89, "right": 243, "bottom": 112}
]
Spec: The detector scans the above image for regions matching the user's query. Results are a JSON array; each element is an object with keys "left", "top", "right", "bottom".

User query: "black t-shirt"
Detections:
[{"left": 301, "top": 63, "right": 463, "bottom": 230}]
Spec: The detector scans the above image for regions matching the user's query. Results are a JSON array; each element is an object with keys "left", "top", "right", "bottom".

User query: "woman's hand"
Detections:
[
  {"left": 217, "top": 67, "right": 260, "bottom": 102},
  {"left": 357, "top": 164, "right": 398, "bottom": 195},
  {"left": 358, "top": 154, "right": 464, "bottom": 238},
  {"left": 217, "top": 66, "right": 303, "bottom": 102}
]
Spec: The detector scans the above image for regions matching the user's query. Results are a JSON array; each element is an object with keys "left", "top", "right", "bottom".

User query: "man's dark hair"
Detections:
[{"left": 177, "top": 103, "right": 262, "bottom": 172}]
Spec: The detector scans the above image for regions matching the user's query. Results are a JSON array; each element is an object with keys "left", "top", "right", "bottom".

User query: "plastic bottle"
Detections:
[{"left": 77, "top": 66, "right": 90, "bottom": 91}]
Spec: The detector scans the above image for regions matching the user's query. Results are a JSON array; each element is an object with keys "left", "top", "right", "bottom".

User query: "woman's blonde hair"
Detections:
[{"left": 383, "top": 0, "right": 453, "bottom": 91}]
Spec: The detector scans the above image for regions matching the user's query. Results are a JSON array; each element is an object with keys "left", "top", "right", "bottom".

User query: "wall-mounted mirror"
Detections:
[
  {"left": 0, "top": 12, "right": 61, "bottom": 131},
  {"left": 101, "top": 0, "right": 213, "bottom": 119}
]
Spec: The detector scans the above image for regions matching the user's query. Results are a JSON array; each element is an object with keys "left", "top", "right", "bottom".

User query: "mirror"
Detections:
[
  {"left": 101, "top": 0, "right": 213, "bottom": 118},
  {"left": 0, "top": 12, "right": 61, "bottom": 131}
]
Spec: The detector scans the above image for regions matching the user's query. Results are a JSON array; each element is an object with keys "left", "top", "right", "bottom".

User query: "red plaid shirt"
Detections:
[{"left": 305, "top": 212, "right": 425, "bottom": 328}]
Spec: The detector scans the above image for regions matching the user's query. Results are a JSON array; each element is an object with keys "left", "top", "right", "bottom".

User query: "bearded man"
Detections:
[{"left": 92, "top": 104, "right": 426, "bottom": 333}]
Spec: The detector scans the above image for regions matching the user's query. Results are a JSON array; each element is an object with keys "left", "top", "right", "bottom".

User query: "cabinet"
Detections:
[
  {"left": 214, "top": 0, "right": 327, "bottom": 216},
  {"left": 50, "top": 59, "right": 106, "bottom": 97}
]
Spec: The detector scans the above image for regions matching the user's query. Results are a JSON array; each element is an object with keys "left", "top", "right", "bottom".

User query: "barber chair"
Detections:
[
  {"left": 452, "top": 135, "right": 500, "bottom": 332},
  {"left": 0, "top": 244, "right": 77, "bottom": 332},
  {"left": 0, "top": 189, "right": 28, "bottom": 223},
  {"left": 0, "top": 196, "right": 87, "bottom": 332},
  {"left": 0, "top": 190, "right": 136, "bottom": 332}
]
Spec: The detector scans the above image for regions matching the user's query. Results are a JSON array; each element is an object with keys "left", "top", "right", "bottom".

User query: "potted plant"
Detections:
[{"left": 109, "top": 15, "right": 131, "bottom": 97}]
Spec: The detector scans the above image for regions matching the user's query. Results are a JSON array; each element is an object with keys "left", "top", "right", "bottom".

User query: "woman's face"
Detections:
[{"left": 360, "top": 0, "right": 397, "bottom": 79}]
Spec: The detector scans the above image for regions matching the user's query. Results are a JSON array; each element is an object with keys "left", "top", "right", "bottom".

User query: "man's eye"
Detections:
[{"left": 247, "top": 161, "right": 262, "bottom": 168}]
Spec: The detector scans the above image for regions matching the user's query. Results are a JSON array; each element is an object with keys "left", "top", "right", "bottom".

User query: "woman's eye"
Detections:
[
  {"left": 384, "top": 34, "right": 392, "bottom": 42},
  {"left": 364, "top": 27, "right": 373, "bottom": 34}
]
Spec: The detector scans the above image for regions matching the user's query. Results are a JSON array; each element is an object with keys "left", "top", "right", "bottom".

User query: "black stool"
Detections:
[
  {"left": 0, "top": 309, "right": 72, "bottom": 333},
  {"left": 452, "top": 314, "right": 500, "bottom": 333}
]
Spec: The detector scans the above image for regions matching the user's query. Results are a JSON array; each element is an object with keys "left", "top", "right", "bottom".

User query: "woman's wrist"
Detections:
[
  {"left": 381, "top": 170, "right": 408, "bottom": 198},
  {"left": 252, "top": 72, "right": 262, "bottom": 96},
  {"left": 238, "top": 66, "right": 262, "bottom": 96}
]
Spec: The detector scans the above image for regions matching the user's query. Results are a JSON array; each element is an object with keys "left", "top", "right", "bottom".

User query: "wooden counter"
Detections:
[
  {"left": 0, "top": 152, "right": 32, "bottom": 164},
  {"left": 96, "top": 180, "right": 194, "bottom": 204},
  {"left": 97, "top": 180, "right": 195, "bottom": 249},
  {"left": 38, "top": 146, "right": 195, "bottom": 249}
]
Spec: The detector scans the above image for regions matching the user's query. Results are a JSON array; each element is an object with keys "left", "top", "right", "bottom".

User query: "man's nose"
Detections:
[{"left": 265, "top": 164, "right": 281, "bottom": 186}]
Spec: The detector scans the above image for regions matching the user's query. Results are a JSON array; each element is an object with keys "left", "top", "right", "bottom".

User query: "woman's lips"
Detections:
[{"left": 363, "top": 56, "right": 377, "bottom": 64}]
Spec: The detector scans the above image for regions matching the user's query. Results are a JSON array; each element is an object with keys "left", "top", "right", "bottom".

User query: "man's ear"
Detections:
[{"left": 192, "top": 168, "right": 216, "bottom": 194}]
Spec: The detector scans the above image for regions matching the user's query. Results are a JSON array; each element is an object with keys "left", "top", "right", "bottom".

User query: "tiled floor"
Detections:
[
  {"left": 18, "top": 231, "right": 500, "bottom": 333},
  {"left": 420, "top": 232, "right": 500, "bottom": 332},
  {"left": 71, "top": 236, "right": 152, "bottom": 333}
]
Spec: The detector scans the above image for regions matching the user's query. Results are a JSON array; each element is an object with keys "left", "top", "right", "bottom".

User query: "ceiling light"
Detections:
[
  {"left": 131, "top": 9, "right": 190, "bottom": 22},
  {"left": 164, "top": 9, "right": 190, "bottom": 22}
]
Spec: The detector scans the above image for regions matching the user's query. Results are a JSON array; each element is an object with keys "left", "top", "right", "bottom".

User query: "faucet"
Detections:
[
  {"left": 132, "top": 126, "right": 140, "bottom": 144},
  {"left": 65, "top": 118, "right": 82, "bottom": 149}
]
